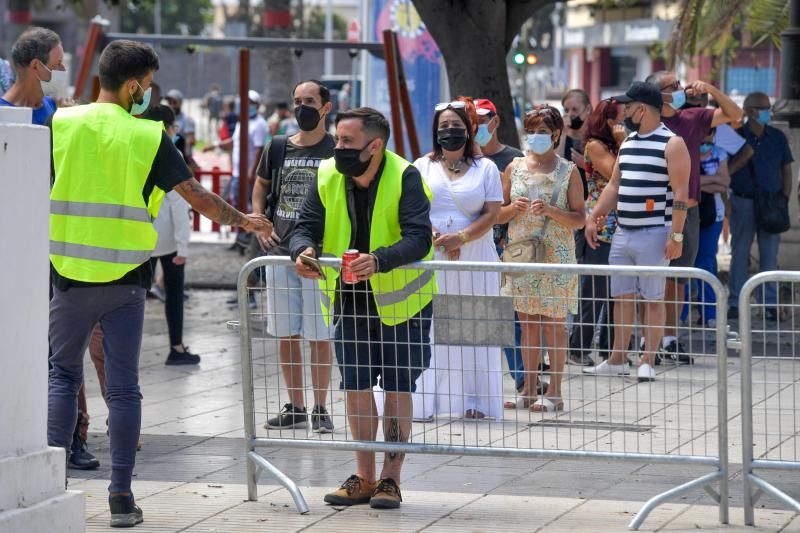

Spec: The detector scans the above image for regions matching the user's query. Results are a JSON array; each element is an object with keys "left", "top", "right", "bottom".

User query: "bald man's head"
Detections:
[{"left": 743, "top": 92, "right": 770, "bottom": 109}]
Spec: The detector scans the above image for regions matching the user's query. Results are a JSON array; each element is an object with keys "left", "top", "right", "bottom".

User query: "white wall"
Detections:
[{"left": 0, "top": 110, "right": 84, "bottom": 532}]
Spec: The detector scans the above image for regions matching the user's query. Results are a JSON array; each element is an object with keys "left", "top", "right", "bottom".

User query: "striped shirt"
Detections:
[{"left": 616, "top": 123, "right": 675, "bottom": 228}]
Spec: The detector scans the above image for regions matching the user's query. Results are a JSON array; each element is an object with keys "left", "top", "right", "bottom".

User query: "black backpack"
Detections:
[{"left": 264, "top": 135, "right": 288, "bottom": 221}]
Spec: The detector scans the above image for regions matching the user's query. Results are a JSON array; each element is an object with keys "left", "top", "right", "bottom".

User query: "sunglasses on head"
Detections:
[
  {"left": 435, "top": 101, "right": 467, "bottom": 111},
  {"left": 526, "top": 106, "right": 559, "bottom": 117},
  {"left": 660, "top": 80, "right": 682, "bottom": 92}
]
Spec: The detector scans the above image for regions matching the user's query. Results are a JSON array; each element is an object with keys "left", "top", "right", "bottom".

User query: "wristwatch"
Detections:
[{"left": 670, "top": 232, "right": 684, "bottom": 243}]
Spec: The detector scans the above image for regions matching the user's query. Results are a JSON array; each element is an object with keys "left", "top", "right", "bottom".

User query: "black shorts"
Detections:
[{"left": 334, "top": 304, "right": 432, "bottom": 392}]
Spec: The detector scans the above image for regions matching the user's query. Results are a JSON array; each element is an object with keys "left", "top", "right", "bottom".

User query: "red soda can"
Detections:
[{"left": 342, "top": 250, "right": 360, "bottom": 284}]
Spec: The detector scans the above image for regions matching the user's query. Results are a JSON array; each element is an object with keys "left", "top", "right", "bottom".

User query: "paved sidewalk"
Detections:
[{"left": 73, "top": 289, "right": 799, "bottom": 531}]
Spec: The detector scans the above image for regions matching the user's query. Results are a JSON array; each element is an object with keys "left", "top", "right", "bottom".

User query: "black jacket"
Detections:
[{"left": 289, "top": 154, "right": 432, "bottom": 272}]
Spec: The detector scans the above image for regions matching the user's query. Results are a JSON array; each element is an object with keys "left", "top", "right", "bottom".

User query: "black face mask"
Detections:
[
  {"left": 334, "top": 140, "right": 374, "bottom": 177},
  {"left": 437, "top": 127, "right": 468, "bottom": 151},
  {"left": 295, "top": 104, "right": 322, "bottom": 131},
  {"left": 623, "top": 109, "right": 642, "bottom": 133},
  {"left": 569, "top": 115, "right": 585, "bottom": 130}
]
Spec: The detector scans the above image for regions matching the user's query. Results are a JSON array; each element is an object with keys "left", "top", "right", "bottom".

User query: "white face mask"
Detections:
[{"left": 39, "top": 64, "right": 69, "bottom": 99}]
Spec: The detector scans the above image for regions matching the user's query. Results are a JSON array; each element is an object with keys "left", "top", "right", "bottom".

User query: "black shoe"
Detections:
[
  {"left": 727, "top": 307, "right": 739, "bottom": 320},
  {"left": 265, "top": 403, "right": 308, "bottom": 429},
  {"left": 657, "top": 340, "right": 694, "bottom": 365},
  {"left": 568, "top": 353, "right": 595, "bottom": 366},
  {"left": 68, "top": 438, "right": 100, "bottom": 470},
  {"left": 165, "top": 346, "right": 200, "bottom": 365},
  {"left": 765, "top": 308, "right": 778, "bottom": 321},
  {"left": 311, "top": 405, "right": 334, "bottom": 433},
  {"left": 109, "top": 494, "right": 143, "bottom": 528}
]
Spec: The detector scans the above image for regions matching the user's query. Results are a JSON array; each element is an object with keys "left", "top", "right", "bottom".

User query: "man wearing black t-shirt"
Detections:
[
  {"left": 252, "top": 80, "right": 336, "bottom": 432},
  {"left": 48, "top": 40, "right": 271, "bottom": 529}
]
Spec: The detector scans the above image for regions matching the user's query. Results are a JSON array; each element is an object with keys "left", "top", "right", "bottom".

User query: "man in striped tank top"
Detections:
[{"left": 583, "top": 82, "right": 691, "bottom": 382}]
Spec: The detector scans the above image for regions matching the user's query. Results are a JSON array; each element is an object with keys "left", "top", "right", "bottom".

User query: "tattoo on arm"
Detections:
[
  {"left": 385, "top": 417, "right": 405, "bottom": 461},
  {"left": 673, "top": 200, "right": 688, "bottom": 211},
  {"left": 176, "top": 178, "right": 246, "bottom": 227}
]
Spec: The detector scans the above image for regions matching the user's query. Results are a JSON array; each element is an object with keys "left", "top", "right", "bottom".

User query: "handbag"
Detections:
[
  {"left": 749, "top": 159, "right": 790, "bottom": 234},
  {"left": 501, "top": 159, "right": 570, "bottom": 275}
]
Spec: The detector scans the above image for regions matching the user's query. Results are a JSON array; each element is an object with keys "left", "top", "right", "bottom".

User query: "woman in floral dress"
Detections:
[{"left": 497, "top": 104, "right": 585, "bottom": 412}]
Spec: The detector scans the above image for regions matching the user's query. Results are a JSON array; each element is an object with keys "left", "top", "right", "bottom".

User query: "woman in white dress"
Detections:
[{"left": 412, "top": 101, "right": 504, "bottom": 420}]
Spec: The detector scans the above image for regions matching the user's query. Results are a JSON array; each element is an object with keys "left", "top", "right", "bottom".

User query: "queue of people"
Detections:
[{"left": 5, "top": 22, "right": 794, "bottom": 526}]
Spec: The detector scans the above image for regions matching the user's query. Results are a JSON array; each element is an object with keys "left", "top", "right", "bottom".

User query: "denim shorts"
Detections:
[
  {"left": 609, "top": 226, "right": 670, "bottom": 300},
  {"left": 334, "top": 304, "right": 432, "bottom": 392},
  {"left": 265, "top": 264, "right": 331, "bottom": 340}
]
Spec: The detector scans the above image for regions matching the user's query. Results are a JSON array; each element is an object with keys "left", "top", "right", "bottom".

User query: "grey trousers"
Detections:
[{"left": 48, "top": 283, "right": 146, "bottom": 494}]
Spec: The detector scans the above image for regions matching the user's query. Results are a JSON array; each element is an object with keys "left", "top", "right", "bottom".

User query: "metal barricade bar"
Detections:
[
  {"left": 236, "top": 257, "right": 730, "bottom": 529},
  {"left": 738, "top": 270, "right": 800, "bottom": 526}
]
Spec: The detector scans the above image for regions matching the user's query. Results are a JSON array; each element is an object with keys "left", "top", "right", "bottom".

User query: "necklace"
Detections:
[{"left": 444, "top": 158, "right": 464, "bottom": 174}]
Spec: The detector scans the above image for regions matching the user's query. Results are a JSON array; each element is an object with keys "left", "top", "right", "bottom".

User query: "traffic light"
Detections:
[
  {"left": 513, "top": 53, "right": 525, "bottom": 65},
  {"left": 526, "top": 53, "right": 538, "bottom": 65}
]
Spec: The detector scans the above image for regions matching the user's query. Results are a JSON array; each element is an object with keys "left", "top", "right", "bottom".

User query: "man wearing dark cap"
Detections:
[{"left": 583, "top": 82, "right": 690, "bottom": 383}]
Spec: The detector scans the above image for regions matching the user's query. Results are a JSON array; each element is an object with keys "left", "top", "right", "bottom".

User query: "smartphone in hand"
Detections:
[{"left": 298, "top": 254, "right": 326, "bottom": 280}]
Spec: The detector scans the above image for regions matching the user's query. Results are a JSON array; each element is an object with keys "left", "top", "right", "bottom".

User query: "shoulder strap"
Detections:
[
  {"left": 266, "top": 135, "right": 288, "bottom": 219},
  {"left": 539, "top": 159, "right": 572, "bottom": 237}
]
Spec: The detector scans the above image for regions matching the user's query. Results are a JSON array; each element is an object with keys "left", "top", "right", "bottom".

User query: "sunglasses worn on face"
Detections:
[
  {"left": 660, "top": 80, "right": 681, "bottom": 92},
  {"left": 435, "top": 101, "right": 467, "bottom": 111}
]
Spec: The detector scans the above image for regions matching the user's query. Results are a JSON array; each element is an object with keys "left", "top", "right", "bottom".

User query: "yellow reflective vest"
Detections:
[
  {"left": 50, "top": 103, "right": 165, "bottom": 283},
  {"left": 317, "top": 150, "right": 436, "bottom": 326}
]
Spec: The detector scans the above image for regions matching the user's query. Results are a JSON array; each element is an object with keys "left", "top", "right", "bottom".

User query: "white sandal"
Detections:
[{"left": 531, "top": 397, "right": 564, "bottom": 412}]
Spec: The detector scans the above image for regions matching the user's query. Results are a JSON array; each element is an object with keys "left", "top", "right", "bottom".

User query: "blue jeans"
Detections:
[
  {"left": 682, "top": 220, "right": 723, "bottom": 322},
  {"left": 502, "top": 313, "right": 524, "bottom": 391},
  {"left": 48, "top": 284, "right": 146, "bottom": 494},
  {"left": 728, "top": 195, "right": 781, "bottom": 308}
]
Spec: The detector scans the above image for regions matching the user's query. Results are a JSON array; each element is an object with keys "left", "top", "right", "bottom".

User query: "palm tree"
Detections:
[{"left": 669, "top": 0, "right": 790, "bottom": 66}]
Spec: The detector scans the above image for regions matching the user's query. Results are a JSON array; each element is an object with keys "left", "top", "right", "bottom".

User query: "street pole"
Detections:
[
  {"left": 775, "top": 0, "right": 800, "bottom": 126},
  {"left": 324, "top": 0, "right": 333, "bottom": 76}
]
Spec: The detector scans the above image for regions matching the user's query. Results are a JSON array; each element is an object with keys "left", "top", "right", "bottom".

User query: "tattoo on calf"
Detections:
[
  {"left": 385, "top": 418, "right": 405, "bottom": 461},
  {"left": 673, "top": 200, "right": 688, "bottom": 211}
]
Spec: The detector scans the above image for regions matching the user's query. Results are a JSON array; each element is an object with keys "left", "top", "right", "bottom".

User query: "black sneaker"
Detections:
[
  {"left": 165, "top": 347, "right": 200, "bottom": 366},
  {"left": 109, "top": 494, "right": 143, "bottom": 528},
  {"left": 265, "top": 403, "right": 308, "bottom": 429},
  {"left": 68, "top": 437, "right": 100, "bottom": 470},
  {"left": 311, "top": 405, "right": 334, "bottom": 433},
  {"left": 568, "top": 353, "right": 595, "bottom": 366},
  {"left": 657, "top": 340, "right": 694, "bottom": 365}
]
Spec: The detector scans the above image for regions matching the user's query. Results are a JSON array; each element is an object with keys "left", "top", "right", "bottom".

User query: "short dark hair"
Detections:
[
  {"left": 524, "top": 104, "right": 565, "bottom": 148},
  {"left": 11, "top": 27, "right": 61, "bottom": 69},
  {"left": 335, "top": 107, "right": 391, "bottom": 145},
  {"left": 98, "top": 40, "right": 160, "bottom": 91},
  {"left": 140, "top": 104, "right": 175, "bottom": 127},
  {"left": 293, "top": 79, "right": 331, "bottom": 105}
]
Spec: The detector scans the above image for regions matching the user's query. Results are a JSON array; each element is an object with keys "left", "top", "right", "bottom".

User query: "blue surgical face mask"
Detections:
[
  {"left": 527, "top": 133, "right": 553, "bottom": 155},
  {"left": 475, "top": 123, "right": 492, "bottom": 147},
  {"left": 249, "top": 104, "right": 259, "bottom": 118},
  {"left": 129, "top": 82, "right": 151, "bottom": 115},
  {"left": 668, "top": 89, "right": 686, "bottom": 110},
  {"left": 172, "top": 134, "right": 179, "bottom": 144},
  {"left": 757, "top": 109, "right": 772, "bottom": 126},
  {"left": 699, "top": 142, "right": 714, "bottom": 154}
]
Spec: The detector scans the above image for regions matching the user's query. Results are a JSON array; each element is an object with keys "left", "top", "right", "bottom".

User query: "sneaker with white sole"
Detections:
[
  {"left": 311, "top": 405, "right": 334, "bottom": 433},
  {"left": 637, "top": 363, "right": 656, "bottom": 382},
  {"left": 582, "top": 360, "right": 630, "bottom": 376}
]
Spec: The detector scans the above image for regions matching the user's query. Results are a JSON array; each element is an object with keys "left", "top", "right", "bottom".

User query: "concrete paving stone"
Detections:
[
  {"left": 540, "top": 498, "right": 687, "bottom": 532},
  {"left": 662, "top": 506, "right": 796, "bottom": 532}
]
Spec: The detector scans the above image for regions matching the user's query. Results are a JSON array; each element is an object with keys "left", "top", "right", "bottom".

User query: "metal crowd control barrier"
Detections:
[
  {"left": 738, "top": 271, "right": 800, "bottom": 526},
  {"left": 233, "top": 257, "right": 729, "bottom": 529}
]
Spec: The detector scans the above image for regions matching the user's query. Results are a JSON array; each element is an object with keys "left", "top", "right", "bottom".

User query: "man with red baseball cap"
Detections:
[{"left": 475, "top": 97, "right": 526, "bottom": 392}]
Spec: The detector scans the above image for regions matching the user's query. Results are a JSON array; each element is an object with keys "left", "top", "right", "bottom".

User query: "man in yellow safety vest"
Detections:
[
  {"left": 47, "top": 39, "right": 271, "bottom": 528},
  {"left": 291, "top": 107, "right": 435, "bottom": 510}
]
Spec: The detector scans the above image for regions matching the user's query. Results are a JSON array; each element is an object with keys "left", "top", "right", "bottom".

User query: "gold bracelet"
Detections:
[{"left": 458, "top": 230, "right": 469, "bottom": 243}]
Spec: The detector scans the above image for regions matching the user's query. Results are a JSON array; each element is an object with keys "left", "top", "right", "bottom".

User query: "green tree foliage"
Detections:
[
  {"left": 119, "top": 0, "right": 214, "bottom": 35},
  {"left": 304, "top": 6, "right": 348, "bottom": 40},
  {"left": 670, "top": 0, "right": 789, "bottom": 65}
]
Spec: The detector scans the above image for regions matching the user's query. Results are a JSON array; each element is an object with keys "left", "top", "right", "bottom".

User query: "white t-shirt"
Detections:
[{"left": 232, "top": 114, "right": 269, "bottom": 175}]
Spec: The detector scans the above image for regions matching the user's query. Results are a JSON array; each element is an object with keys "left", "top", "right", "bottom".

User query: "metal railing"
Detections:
[
  {"left": 232, "top": 257, "right": 730, "bottom": 530},
  {"left": 737, "top": 271, "right": 800, "bottom": 526},
  {"left": 192, "top": 166, "right": 232, "bottom": 233}
]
